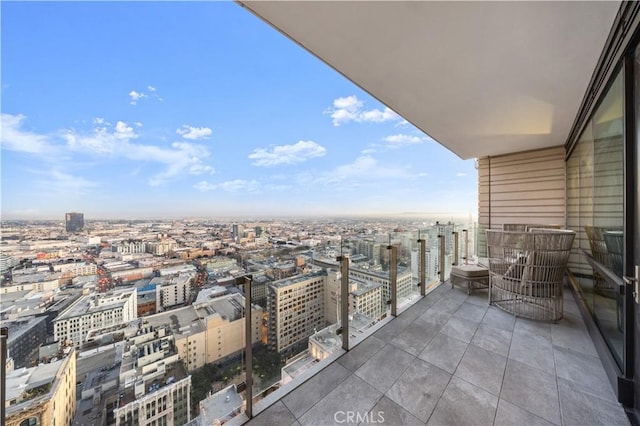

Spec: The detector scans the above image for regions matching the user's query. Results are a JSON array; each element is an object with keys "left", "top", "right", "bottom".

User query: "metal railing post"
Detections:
[
  {"left": 438, "top": 235, "right": 445, "bottom": 283},
  {"left": 453, "top": 231, "right": 459, "bottom": 266},
  {"left": 463, "top": 229, "right": 469, "bottom": 265},
  {"left": 388, "top": 245, "right": 398, "bottom": 316},
  {"left": 337, "top": 256, "right": 350, "bottom": 351},
  {"left": 418, "top": 238, "right": 426, "bottom": 296},
  {"left": 1, "top": 327, "right": 7, "bottom": 426},
  {"left": 236, "top": 276, "right": 253, "bottom": 419}
]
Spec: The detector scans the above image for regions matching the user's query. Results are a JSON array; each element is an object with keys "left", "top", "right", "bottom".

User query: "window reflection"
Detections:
[{"left": 567, "top": 68, "right": 624, "bottom": 366}]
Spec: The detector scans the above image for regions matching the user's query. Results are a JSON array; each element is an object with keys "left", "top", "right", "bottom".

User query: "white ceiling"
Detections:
[{"left": 238, "top": 1, "right": 620, "bottom": 159}]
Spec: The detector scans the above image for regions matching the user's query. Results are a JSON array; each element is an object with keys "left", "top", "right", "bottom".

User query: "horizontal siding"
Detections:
[{"left": 477, "top": 146, "right": 566, "bottom": 257}]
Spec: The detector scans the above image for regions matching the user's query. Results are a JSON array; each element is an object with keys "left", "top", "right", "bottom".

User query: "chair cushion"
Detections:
[{"left": 451, "top": 265, "right": 489, "bottom": 278}]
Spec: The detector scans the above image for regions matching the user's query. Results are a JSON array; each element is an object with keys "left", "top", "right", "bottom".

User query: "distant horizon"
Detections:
[
  {"left": 1, "top": 211, "right": 477, "bottom": 223},
  {"left": 1, "top": 2, "right": 477, "bottom": 219}
]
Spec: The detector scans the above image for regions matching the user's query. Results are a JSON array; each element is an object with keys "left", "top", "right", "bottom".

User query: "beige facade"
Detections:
[
  {"left": 146, "top": 239, "right": 177, "bottom": 256},
  {"left": 350, "top": 280, "right": 383, "bottom": 321},
  {"left": 114, "top": 376, "right": 191, "bottom": 426},
  {"left": 156, "top": 273, "right": 193, "bottom": 309},
  {"left": 170, "top": 294, "right": 263, "bottom": 371},
  {"left": 115, "top": 326, "right": 191, "bottom": 426},
  {"left": 1, "top": 278, "right": 60, "bottom": 294},
  {"left": 175, "top": 328, "right": 207, "bottom": 371},
  {"left": 6, "top": 349, "right": 76, "bottom": 426},
  {"left": 324, "top": 268, "right": 341, "bottom": 325},
  {"left": 349, "top": 267, "right": 412, "bottom": 315},
  {"left": 202, "top": 303, "right": 262, "bottom": 363},
  {"left": 268, "top": 273, "right": 326, "bottom": 353}
]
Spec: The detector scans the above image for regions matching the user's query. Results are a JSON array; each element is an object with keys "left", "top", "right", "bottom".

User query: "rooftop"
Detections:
[
  {"left": 270, "top": 271, "right": 326, "bottom": 289},
  {"left": 0, "top": 315, "right": 47, "bottom": 344},
  {"left": 199, "top": 384, "right": 244, "bottom": 426},
  {"left": 245, "top": 283, "right": 630, "bottom": 426},
  {"left": 5, "top": 354, "right": 68, "bottom": 407},
  {"left": 118, "top": 361, "right": 188, "bottom": 407},
  {"left": 350, "top": 266, "right": 410, "bottom": 280},
  {"left": 142, "top": 305, "right": 203, "bottom": 338},
  {"left": 195, "top": 293, "right": 256, "bottom": 322},
  {"left": 56, "top": 288, "right": 135, "bottom": 321},
  {"left": 350, "top": 279, "right": 383, "bottom": 297},
  {"left": 193, "top": 285, "right": 229, "bottom": 306}
]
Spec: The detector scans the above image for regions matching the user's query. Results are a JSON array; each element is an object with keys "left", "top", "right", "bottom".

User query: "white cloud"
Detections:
[
  {"left": 325, "top": 95, "right": 400, "bottom": 126},
  {"left": 129, "top": 90, "right": 147, "bottom": 105},
  {"left": 316, "top": 155, "right": 426, "bottom": 188},
  {"left": 177, "top": 125, "right": 213, "bottom": 140},
  {"left": 189, "top": 163, "right": 215, "bottom": 175},
  {"left": 249, "top": 140, "right": 326, "bottom": 167},
  {"left": 456, "top": 172, "right": 467, "bottom": 177},
  {"left": 383, "top": 134, "right": 424, "bottom": 147},
  {"left": 3, "top": 113, "right": 215, "bottom": 188},
  {"left": 64, "top": 120, "right": 139, "bottom": 154},
  {"left": 194, "top": 179, "right": 259, "bottom": 192},
  {"left": 1, "top": 113, "right": 53, "bottom": 153},
  {"left": 64, "top": 120, "right": 214, "bottom": 186},
  {"left": 129, "top": 86, "right": 162, "bottom": 105}
]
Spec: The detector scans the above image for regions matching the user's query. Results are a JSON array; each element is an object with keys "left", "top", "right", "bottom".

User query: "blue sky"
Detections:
[{"left": 1, "top": 1, "right": 477, "bottom": 220}]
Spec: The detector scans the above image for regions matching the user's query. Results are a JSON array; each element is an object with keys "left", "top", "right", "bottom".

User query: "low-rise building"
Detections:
[
  {"left": 156, "top": 273, "right": 194, "bottom": 310},
  {"left": 6, "top": 349, "right": 76, "bottom": 426},
  {"left": 114, "top": 328, "right": 191, "bottom": 426},
  {"left": 349, "top": 266, "right": 412, "bottom": 314},
  {"left": 53, "top": 261, "right": 97, "bottom": 276},
  {"left": 1, "top": 316, "right": 48, "bottom": 368},
  {"left": 191, "top": 384, "right": 244, "bottom": 426},
  {"left": 143, "top": 293, "right": 263, "bottom": 372},
  {"left": 54, "top": 288, "right": 137, "bottom": 347},
  {"left": 146, "top": 239, "right": 177, "bottom": 256},
  {"left": 350, "top": 279, "right": 383, "bottom": 321},
  {"left": 194, "top": 293, "right": 262, "bottom": 366}
]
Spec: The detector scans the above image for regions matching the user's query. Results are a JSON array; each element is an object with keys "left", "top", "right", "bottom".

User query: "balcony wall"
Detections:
[{"left": 477, "top": 146, "right": 567, "bottom": 257}]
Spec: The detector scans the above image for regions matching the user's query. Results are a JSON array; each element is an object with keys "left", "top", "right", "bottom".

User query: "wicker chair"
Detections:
[
  {"left": 502, "top": 223, "right": 563, "bottom": 232},
  {"left": 487, "top": 229, "right": 575, "bottom": 322}
]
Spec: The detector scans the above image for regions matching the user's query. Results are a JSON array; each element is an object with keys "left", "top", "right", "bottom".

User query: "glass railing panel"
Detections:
[
  {"left": 192, "top": 221, "right": 472, "bottom": 423},
  {"left": 389, "top": 229, "right": 420, "bottom": 312}
]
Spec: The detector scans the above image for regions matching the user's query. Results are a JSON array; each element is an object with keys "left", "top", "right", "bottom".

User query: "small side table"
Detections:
[{"left": 450, "top": 264, "right": 489, "bottom": 295}]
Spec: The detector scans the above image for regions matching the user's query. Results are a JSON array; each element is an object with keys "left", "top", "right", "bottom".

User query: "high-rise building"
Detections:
[
  {"left": 267, "top": 272, "right": 326, "bottom": 353},
  {"left": 232, "top": 223, "right": 241, "bottom": 243},
  {"left": 65, "top": 212, "right": 84, "bottom": 232}
]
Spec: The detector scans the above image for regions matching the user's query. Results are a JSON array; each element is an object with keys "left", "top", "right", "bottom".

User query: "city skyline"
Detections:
[{"left": 1, "top": 1, "right": 477, "bottom": 220}]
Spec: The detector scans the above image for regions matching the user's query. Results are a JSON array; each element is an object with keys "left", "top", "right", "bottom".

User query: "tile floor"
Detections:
[{"left": 246, "top": 283, "right": 630, "bottom": 425}]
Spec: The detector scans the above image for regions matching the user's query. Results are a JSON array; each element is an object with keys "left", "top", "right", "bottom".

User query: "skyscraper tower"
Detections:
[
  {"left": 232, "top": 223, "right": 241, "bottom": 243},
  {"left": 65, "top": 212, "right": 84, "bottom": 232}
]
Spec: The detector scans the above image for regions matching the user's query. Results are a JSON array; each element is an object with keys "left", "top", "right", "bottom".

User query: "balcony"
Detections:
[{"left": 242, "top": 281, "right": 629, "bottom": 425}]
